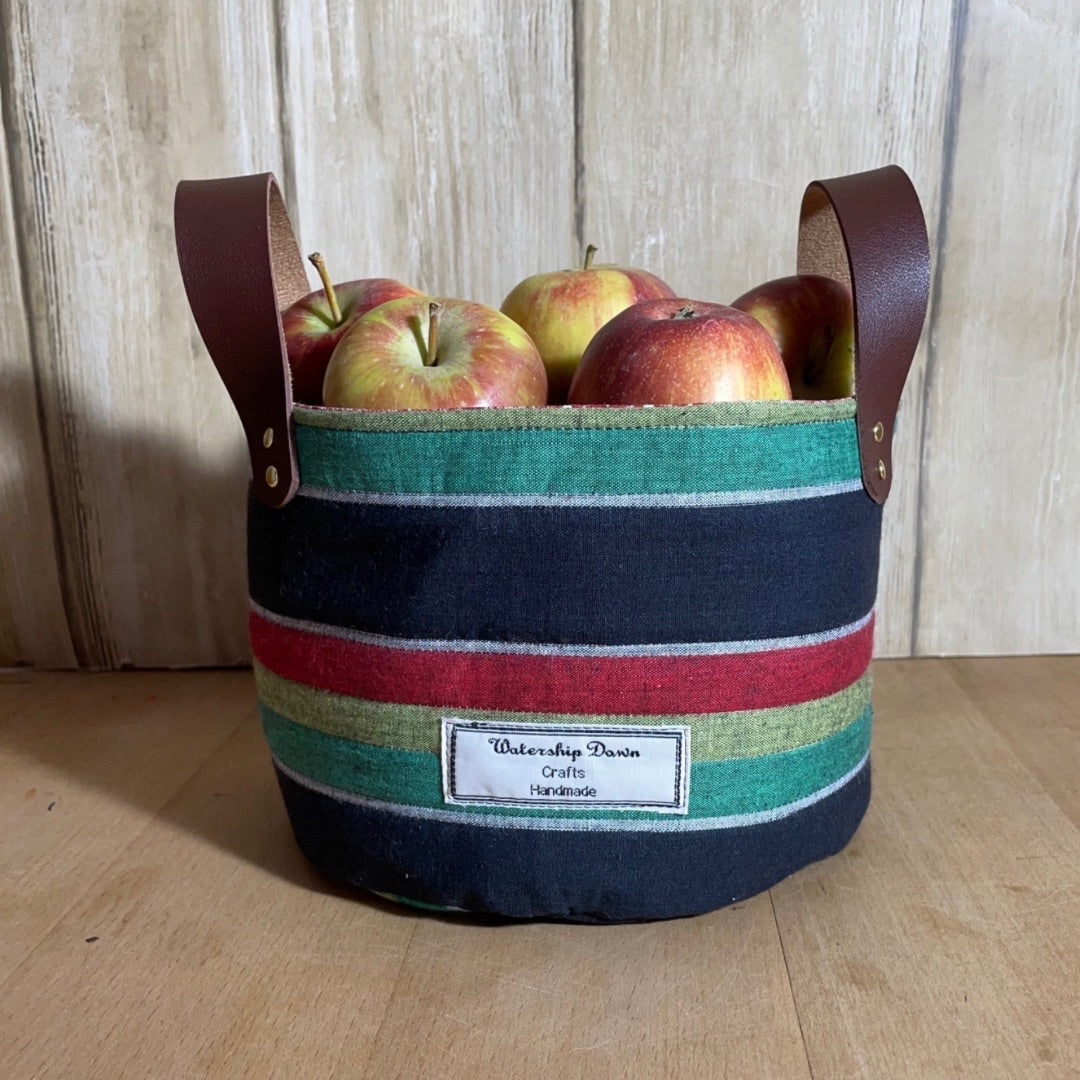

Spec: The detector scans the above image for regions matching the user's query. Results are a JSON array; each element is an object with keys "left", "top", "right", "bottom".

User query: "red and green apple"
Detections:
[
  {"left": 499, "top": 246, "right": 676, "bottom": 403},
  {"left": 731, "top": 274, "right": 854, "bottom": 399},
  {"left": 322, "top": 296, "right": 548, "bottom": 410},
  {"left": 567, "top": 298, "right": 791, "bottom": 406},
  {"left": 281, "top": 252, "right": 423, "bottom": 404}
]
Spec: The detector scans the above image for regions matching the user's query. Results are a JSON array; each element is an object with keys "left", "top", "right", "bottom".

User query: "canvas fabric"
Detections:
[{"left": 249, "top": 400, "right": 880, "bottom": 922}]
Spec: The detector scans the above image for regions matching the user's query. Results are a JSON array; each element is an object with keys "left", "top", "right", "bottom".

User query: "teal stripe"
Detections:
[
  {"left": 294, "top": 418, "right": 860, "bottom": 496},
  {"left": 369, "top": 891, "right": 464, "bottom": 913},
  {"left": 261, "top": 704, "right": 872, "bottom": 821}
]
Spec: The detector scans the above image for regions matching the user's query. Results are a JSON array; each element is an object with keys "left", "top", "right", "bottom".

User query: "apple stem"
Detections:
[
  {"left": 426, "top": 301, "right": 441, "bottom": 366},
  {"left": 583, "top": 244, "right": 598, "bottom": 271},
  {"left": 308, "top": 252, "right": 343, "bottom": 326}
]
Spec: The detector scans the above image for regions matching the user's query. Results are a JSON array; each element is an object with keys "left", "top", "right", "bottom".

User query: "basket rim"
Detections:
[{"left": 292, "top": 398, "right": 856, "bottom": 434}]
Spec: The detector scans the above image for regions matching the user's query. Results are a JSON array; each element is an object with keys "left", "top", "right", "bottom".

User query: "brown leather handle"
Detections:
[
  {"left": 797, "top": 165, "right": 930, "bottom": 503},
  {"left": 174, "top": 173, "right": 310, "bottom": 507},
  {"left": 174, "top": 166, "right": 928, "bottom": 509}
]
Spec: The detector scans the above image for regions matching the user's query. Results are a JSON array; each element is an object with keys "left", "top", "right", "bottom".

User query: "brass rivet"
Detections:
[
  {"left": 877, "top": 460, "right": 887, "bottom": 481},
  {"left": 265, "top": 465, "right": 279, "bottom": 488},
  {"left": 262, "top": 427, "right": 274, "bottom": 448},
  {"left": 872, "top": 421, "right": 885, "bottom": 443}
]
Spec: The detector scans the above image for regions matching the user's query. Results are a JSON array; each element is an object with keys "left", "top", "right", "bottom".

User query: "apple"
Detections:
[
  {"left": 730, "top": 274, "right": 854, "bottom": 399},
  {"left": 567, "top": 298, "right": 791, "bottom": 406},
  {"left": 281, "top": 252, "right": 423, "bottom": 403},
  {"left": 322, "top": 296, "right": 548, "bottom": 410},
  {"left": 499, "top": 245, "right": 676, "bottom": 403}
]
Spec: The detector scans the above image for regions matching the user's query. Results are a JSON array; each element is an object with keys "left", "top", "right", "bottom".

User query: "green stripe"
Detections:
[
  {"left": 254, "top": 661, "right": 871, "bottom": 761},
  {"left": 295, "top": 413, "right": 860, "bottom": 496},
  {"left": 369, "top": 891, "right": 462, "bottom": 912},
  {"left": 295, "top": 399, "right": 855, "bottom": 433},
  {"left": 260, "top": 704, "right": 872, "bottom": 821}
]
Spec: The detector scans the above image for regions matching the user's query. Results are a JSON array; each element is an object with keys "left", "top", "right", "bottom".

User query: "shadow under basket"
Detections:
[{"left": 174, "top": 166, "right": 929, "bottom": 922}]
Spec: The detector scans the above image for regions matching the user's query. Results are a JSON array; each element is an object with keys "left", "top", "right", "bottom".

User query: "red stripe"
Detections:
[{"left": 249, "top": 612, "right": 873, "bottom": 715}]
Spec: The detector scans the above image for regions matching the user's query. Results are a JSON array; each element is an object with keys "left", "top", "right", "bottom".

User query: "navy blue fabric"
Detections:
[
  {"left": 249, "top": 492, "right": 882, "bottom": 644},
  {"left": 273, "top": 760, "right": 871, "bottom": 923}
]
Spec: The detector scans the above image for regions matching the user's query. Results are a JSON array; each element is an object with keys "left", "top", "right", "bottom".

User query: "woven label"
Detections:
[{"left": 442, "top": 719, "right": 690, "bottom": 812}]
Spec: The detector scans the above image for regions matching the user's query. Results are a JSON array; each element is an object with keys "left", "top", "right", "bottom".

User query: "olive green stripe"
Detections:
[
  {"left": 260, "top": 705, "right": 872, "bottom": 821},
  {"left": 253, "top": 661, "right": 871, "bottom": 762},
  {"left": 294, "top": 398, "right": 854, "bottom": 433}
]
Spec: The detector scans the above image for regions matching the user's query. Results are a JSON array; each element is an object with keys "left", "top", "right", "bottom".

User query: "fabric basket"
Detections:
[{"left": 175, "top": 166, "right": 929, "bottom": 922}]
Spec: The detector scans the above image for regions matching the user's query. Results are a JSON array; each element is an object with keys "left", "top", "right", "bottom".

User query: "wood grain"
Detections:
[
  {"left": 0, "top": 671, "right": 253, "bottom": 982},
  {"left": 0, "top": 672, "right": 414, "bottom": 1079},
  {"left": 913, "top": 0, "right": 1080, "bottom": 655},
  {"left": 2, "top": 0, "right": 1079, "bottom": 666},
  {"left": 1, "top": 1, "right": 283, "bottom": 667},
  {"left": 277, "top": 0, "right": 576, "bottom": 310},
  {"left": 772, "top": 658, "right": 1080, "bottom": 1078},
  {"left": 945, "top": 654, "right": 1080, "bottom": 827},
  {"left": 4, "top": 661, "right": 1080, "bottom": 1077},
  {"left": 576, "top": 0, "right": 957, "bottom": 657},
  {"left": 0, "top": 83, "right": 76, "bottom": 669},
  {"left": 362, "top": 900, "right": 810, "bottom": 1079}
]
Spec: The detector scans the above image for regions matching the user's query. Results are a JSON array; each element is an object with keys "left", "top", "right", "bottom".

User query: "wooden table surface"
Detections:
[{"left": 2, "top": 657, "right": 1078, "bottom": 1079}]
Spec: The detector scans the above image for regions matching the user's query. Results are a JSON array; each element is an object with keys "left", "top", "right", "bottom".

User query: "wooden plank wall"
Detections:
[{"left": 0, "top": 0, "right": 1076, "bottom": 669}]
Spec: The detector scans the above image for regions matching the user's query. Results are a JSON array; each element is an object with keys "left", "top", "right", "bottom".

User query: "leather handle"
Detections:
[
  {"left": 174, "top": 173, "right": 310, "bottom": 508},
  {"left": 174, "top": 167, "right": 928, "bottom": 509},
  {"left": 797, "top": 165, "right": 930, "bottom": 503}
]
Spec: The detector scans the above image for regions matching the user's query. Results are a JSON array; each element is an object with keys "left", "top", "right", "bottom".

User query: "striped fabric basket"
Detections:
[{"left": 175, "top": 166, "right": 928, "bottom": 922}]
